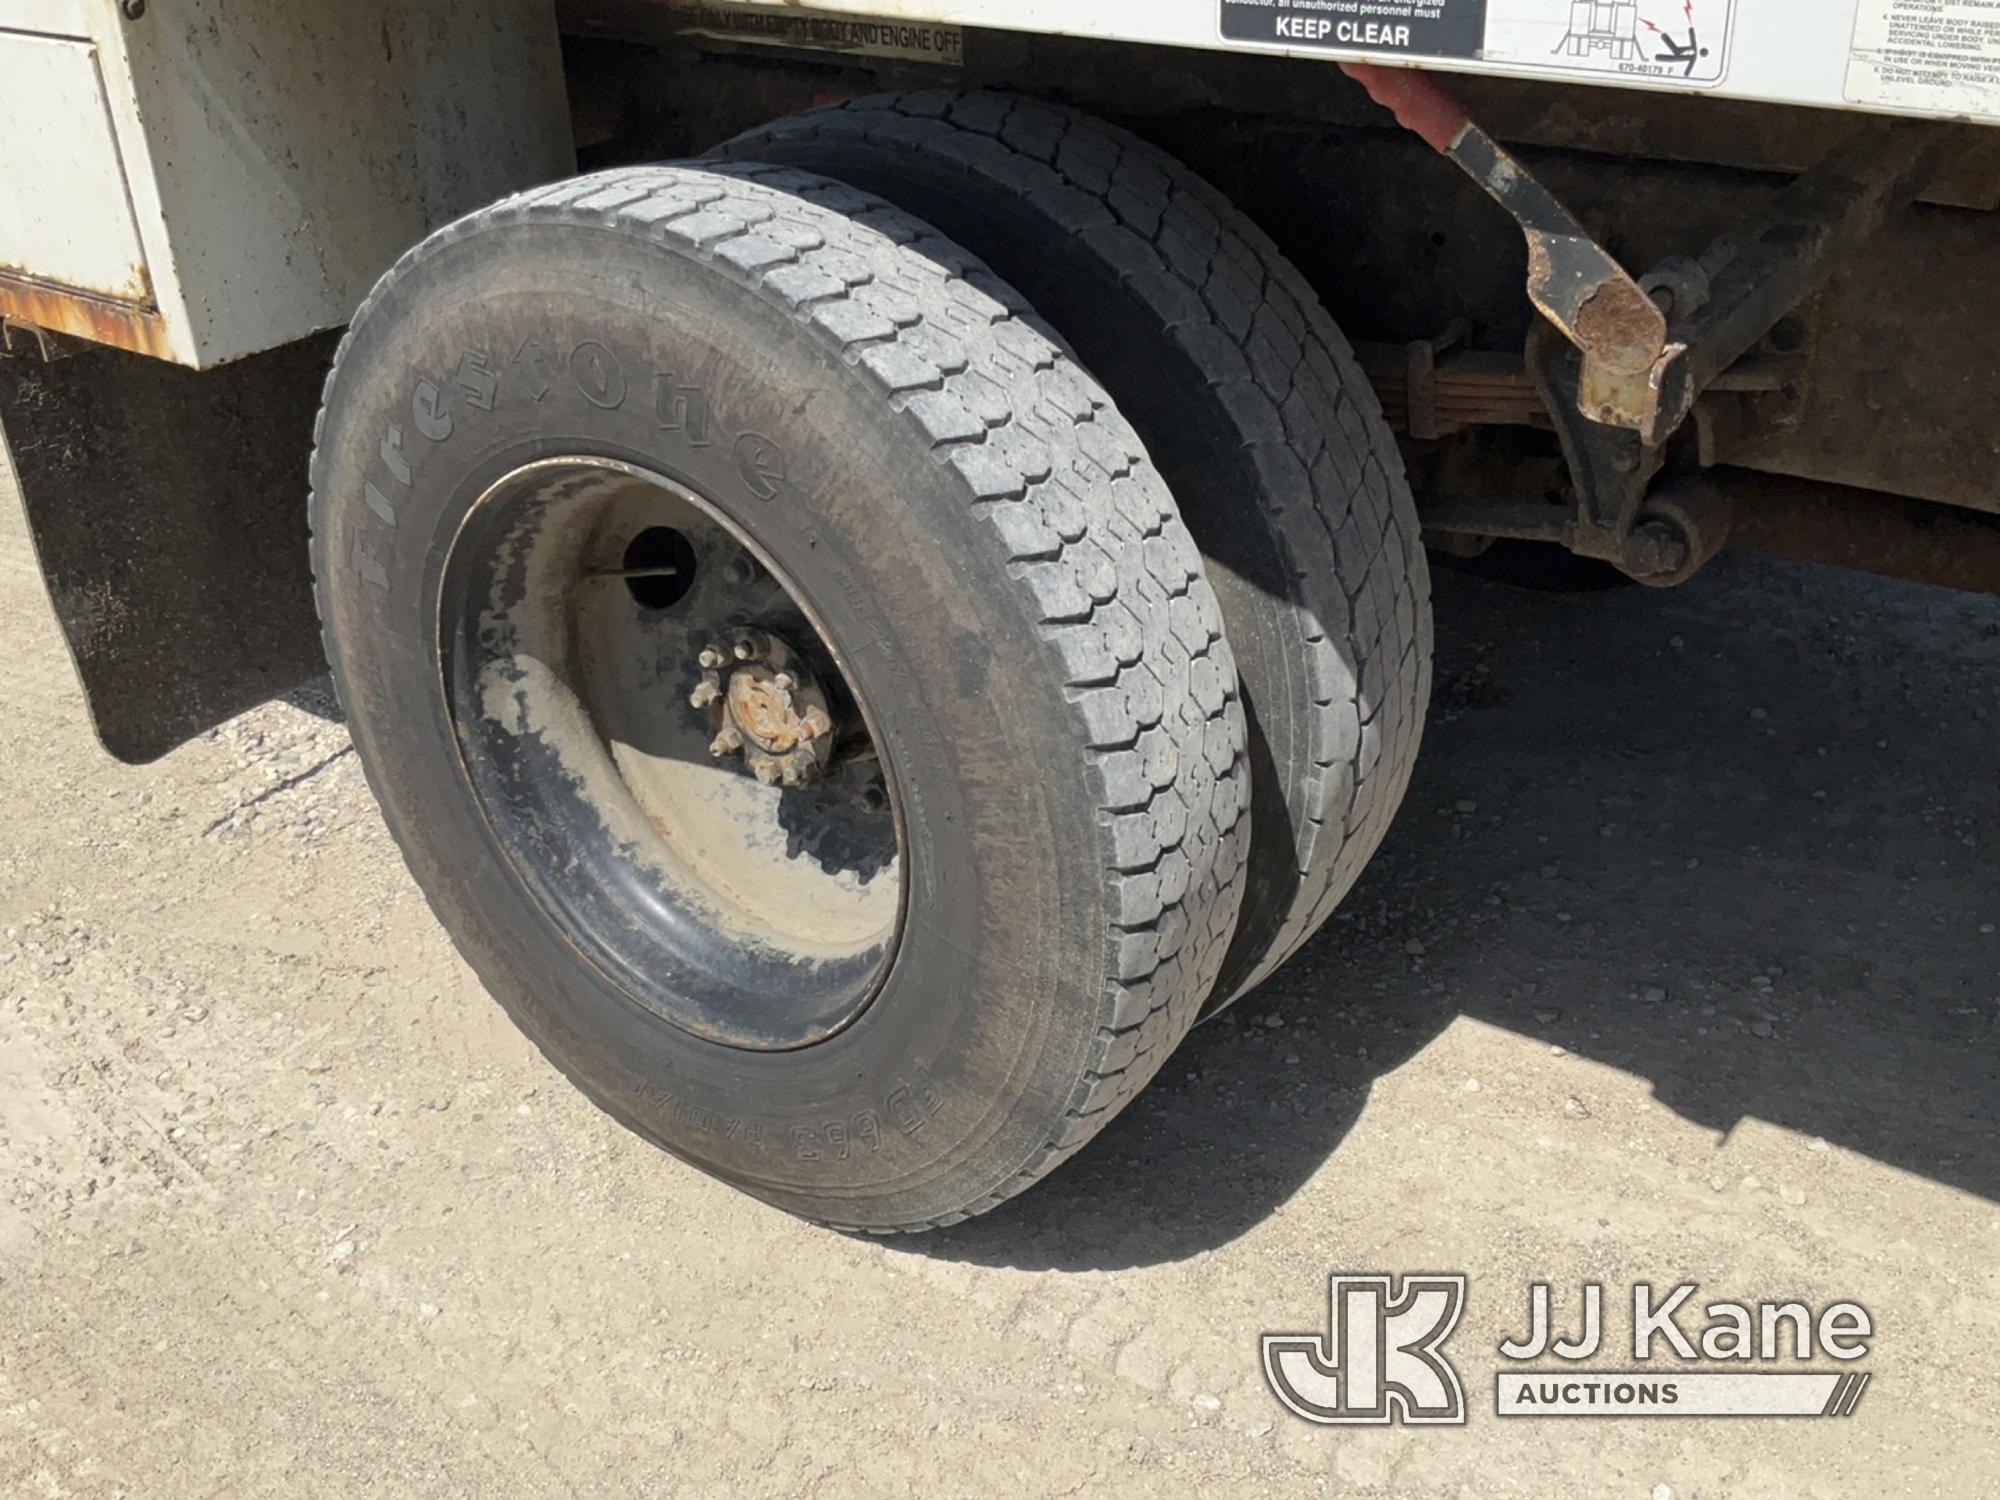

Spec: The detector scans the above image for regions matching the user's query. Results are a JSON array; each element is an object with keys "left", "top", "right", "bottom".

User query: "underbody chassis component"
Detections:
[{"left": 1341, "top": 63, "right": 1942, "bottom": 586}]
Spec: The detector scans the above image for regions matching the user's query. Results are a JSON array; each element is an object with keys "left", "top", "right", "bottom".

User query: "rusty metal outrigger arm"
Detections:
[{"left": 1341, "top": 62, "right": 1941, "bottom": 584}]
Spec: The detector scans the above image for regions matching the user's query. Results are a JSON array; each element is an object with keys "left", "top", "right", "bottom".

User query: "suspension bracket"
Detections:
[{"left": 1343, "top": 61, "right": 1938, "bottom": 583}]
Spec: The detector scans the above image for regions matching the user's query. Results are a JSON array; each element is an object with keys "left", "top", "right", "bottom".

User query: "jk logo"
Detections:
[{"left": 1262, "top": 1274, "right": 1468, "bottom": 1426}]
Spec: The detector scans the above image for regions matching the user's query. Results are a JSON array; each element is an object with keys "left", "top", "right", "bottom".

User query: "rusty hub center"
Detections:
[{"left": 691, "top": 627, "right": 837, "bottom": 787}]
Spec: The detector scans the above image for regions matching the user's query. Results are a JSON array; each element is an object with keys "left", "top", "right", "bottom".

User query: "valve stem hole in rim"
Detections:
[
  {"left": 440, "top": 458, "right": 905, "bottom": 1051},
  {"left": 617, "top": 525, "right": 699, "bottom": 610}
]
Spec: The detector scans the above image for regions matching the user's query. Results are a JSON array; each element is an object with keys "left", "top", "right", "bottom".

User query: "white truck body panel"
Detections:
[
  {"left": 0, "top": 31, "right": 149, "bottom": 303},
  {"left": 721, "top": 0, "right": 2000, "bottom": 125},
  {"left": 0, "top": 0, "right": 572, "bottom": 366}
]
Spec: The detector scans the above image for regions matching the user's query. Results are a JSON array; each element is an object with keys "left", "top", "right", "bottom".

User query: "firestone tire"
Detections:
[
  {"left": 308, "top": 164, "right": 1249, "bottom": 1230},
  {"left": 720, "top": 93, "right": 1433, "bottom": 1012}
]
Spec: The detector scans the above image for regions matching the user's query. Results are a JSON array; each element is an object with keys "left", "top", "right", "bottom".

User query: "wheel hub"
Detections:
[{"left": 693, "top": 627, "right": 838, "bottom": 786}]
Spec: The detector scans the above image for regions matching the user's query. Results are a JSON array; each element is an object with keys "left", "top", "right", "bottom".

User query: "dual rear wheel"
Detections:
[{"left": 309, "top": 99, "right": 1430, "bottom": 1230}]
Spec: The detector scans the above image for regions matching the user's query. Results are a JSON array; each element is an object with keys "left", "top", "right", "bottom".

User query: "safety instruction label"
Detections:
[
  {"left": 1219, "top": 0, "right": 1732, "bottom": 86},
  {"left": 1848, "top": 0, "right": 2000, "bottom": 120}
]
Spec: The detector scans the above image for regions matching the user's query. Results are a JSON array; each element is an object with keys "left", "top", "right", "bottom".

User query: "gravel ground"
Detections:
[{"left": 2, "top": 461, "right": 1997, "bottom": 1498}]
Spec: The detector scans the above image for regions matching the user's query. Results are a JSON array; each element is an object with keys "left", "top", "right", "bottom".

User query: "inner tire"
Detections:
[
  {"left": 309, "top": 164, "right": 1248, "bottom": 1230},
  {"left": 719, "top": 92, "right": 1433, "bottom": 1011}
]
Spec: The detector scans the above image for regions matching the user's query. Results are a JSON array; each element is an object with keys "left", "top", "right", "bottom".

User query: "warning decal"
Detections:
[
  {"left": 1848, "top": 0, "right": 2000, "bottom": 121},
  {"left": 1484, "top": 1, "right": 1732, "bottom": 84},
  {"left": 1220, "top": 1, "right": 1732, "bottom": 85},
  {"left": 1219, "top": 0, "right": 1489, "bottom": 60}
]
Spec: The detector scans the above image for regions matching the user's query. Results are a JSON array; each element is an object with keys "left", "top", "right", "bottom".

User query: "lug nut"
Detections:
[
  {"left": 731, "top": 629, "right": 768, "bottom": 663},
  {"left": 721, "top": 554, "right": 760, "bottom": 587},
  {"left": 709, "top": 726, "right": 743, "bottom": 757},
  {"left": 690, "top": 680, "right": 721, "bottom": 709},
  {"left": 697, "top": 646, "right": 727, "bottom": 670},
  {"left": 802, "top": 707, "right": 834, "bottom": 738},
  {"left": 771, "top": 672, "right": 795, "bottom": 692},
  {"left": 752, "top": 759, "right": 782, "bottom": 785},
  {"left": 857, "top": 783, "right": 888, "bottom": 814}
]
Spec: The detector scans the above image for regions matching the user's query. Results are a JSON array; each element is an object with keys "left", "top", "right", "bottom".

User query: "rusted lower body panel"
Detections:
[
  {"left": 0, "top": 337, "right": 337, "bottom": 763},
  {"left": 0, "top": 273, "right": 175, "bottom": 363}
]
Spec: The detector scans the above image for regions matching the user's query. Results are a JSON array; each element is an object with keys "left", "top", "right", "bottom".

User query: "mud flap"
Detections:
[{"left": 0, "top": 334, "right": 337, "bottom": 763}]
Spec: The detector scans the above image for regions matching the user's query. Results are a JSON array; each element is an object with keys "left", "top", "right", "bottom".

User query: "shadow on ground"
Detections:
[{"left": 906, "top": 552, "right": 2000, "bottom": 1271}]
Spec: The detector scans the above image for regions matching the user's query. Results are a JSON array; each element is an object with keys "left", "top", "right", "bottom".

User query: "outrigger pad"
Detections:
[{"left": 0, "top": 333, "right": 338, "bottom": 763}]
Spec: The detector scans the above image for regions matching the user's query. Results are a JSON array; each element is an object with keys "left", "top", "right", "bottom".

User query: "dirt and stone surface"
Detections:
[{"left": 2, "top": 459, "right": 1996, "bottom": 1497}]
